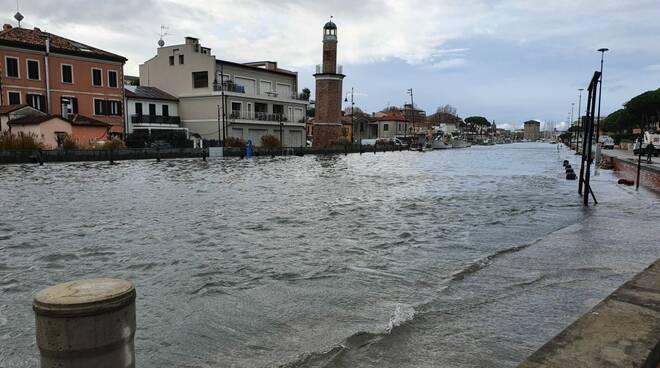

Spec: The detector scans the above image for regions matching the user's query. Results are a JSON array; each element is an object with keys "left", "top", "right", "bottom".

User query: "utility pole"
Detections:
[
  {"left": 279, "top": 114, "right": 284, "bottom": 156},
  {"left": 220, "top": 62, "right": 226, "bottom": 148}
]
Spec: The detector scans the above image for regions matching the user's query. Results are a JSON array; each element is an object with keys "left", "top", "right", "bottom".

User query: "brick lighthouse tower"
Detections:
[{"left": 313, "top": 18, "right": 345, "bottom": 147}]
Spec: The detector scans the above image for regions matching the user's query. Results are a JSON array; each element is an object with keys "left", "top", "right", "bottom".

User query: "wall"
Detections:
[
  {"left": 139, "top": 41, "right": 215, "bottom": 98},
  {"left": 607, "top": 155, "right": 660, "bottom": 192},
  {"left": 0, "top": 46, "right": 124, "bottom": 132},
  {"left": 9, "top": 118, "right": 71, "bottom": 149},
  {"left": 71, "top": 125, "right": 109, "bottom": 147}
]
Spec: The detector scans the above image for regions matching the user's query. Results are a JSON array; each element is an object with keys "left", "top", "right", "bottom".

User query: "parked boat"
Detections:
[
  {"left": 432, "top": 136, "right": 451, "bottom": 150},
  {"left": 450, "top": 137, "right": 469, "bottom": 148}
]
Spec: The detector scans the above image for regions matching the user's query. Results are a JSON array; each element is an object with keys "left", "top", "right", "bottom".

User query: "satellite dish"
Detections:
[{"left": 158, "top": 39, "right": 165, "bottom": 47}]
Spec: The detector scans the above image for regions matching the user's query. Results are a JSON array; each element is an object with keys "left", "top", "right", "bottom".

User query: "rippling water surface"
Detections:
[{"left": 1, "top": 143, "right": 658, "bottom": 367}]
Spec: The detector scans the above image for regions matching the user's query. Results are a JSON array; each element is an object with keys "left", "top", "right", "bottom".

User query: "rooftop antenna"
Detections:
[
  {"left": 14, "top": 0, "right": 24, "bottom": 28},
  {"left": 158, "top": 25, "right": 169, "bottom": 47}
]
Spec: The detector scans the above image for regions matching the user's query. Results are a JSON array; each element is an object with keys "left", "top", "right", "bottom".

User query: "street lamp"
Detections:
[
  {"left": 595, "top": 48, "right": 609, "bottom": 145},
  {"left": 577, "top": 88, "right": 584, "bottom": 152},
  {"left": 407, "top": 88, "right": 415, "bottom": 140},
  {"left": 344, "top": 87, "right": 356, "bottom": 144},
  {"left": 570, "top": 102, "right": 575, "bottom": 146}
]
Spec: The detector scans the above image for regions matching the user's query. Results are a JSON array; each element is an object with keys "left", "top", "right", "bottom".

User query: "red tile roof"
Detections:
[
  {"left": 374, "top": 113, "right": 408, "bottom": 123},
  {"left": 0, "top": 26, "right": 126, "bottom": 62},
  {"left": 0, "top": 104, "right": 28, "bottom": 114},
  {"left": 125, "top": 86, "right": 178, "bottom": 101},
  {"left": 7, "top": 114, "right": 110, "bottom": 127}
]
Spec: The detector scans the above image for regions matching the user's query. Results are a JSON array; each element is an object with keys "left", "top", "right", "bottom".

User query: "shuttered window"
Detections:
[
  {"left": 27, "top": 60, "right": 40, "bottom": 80},
  {"left": 192, "top": 71, "right": 208, "bottom": 88},
  {"left": 92, "top": 68, "right": 102, "bottom": 86},
  {"left": 5, "top": 57, "right": 19, "bottom": 78},
  {"left": 61, "top": 65, "right": 73, "bottom": 83},
  {"left": 108, "top": 70, "right": 118, "bottom": 88}
]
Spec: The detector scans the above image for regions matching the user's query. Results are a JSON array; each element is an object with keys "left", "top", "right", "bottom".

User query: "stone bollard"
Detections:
[{"left": 33, "top": 278, "right": 136, "bottom": 368}]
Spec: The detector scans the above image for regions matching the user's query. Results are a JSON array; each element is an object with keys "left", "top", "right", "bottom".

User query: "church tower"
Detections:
[{"left": 313, "top": 19, "right": 345, "bottom": 147}]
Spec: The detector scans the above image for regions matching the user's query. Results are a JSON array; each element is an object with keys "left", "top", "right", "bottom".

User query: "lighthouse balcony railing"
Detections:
[{"left": 315, "top": 64, "right": 343, "bottom": 74}]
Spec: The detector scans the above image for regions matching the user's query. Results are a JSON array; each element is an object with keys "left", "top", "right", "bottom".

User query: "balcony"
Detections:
[
  {"left": 131, "top": 115, "right": 181, "bottom": 125},
  {"left": 228, "top": 110, "right": 299, "bottom": 123},
  {"left": 213, "top": 81, "right": 246, "bottom": 94}
]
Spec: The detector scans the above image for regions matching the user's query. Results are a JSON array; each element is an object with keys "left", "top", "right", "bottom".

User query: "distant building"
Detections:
[
  {"left": 523, "top": 120, "right": 541, "bottom": 141},
  {"left": 313, "top": 20, "right": 345, "bottom": 146},
  {"left": 0, "top": 24, "right": 127, "bottom": 136},
  {"left": 139, "top": 36, "right": 307, "bottom": 146},
  {"left": 401, "top": 103, "right": 428, "bottom": 133},
  {"left": 371, "top": 113, "right": 409, "bottom": 140}
]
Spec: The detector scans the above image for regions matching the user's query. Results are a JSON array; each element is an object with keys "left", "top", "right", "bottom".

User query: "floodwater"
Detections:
[{"left": 0, "top": 143, "right": 658, "bottom": 367}]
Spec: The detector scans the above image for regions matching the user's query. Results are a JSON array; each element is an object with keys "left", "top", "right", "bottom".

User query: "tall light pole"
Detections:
[
  {"left": 577, "top": 88, "right": 584, "bottom": 152},
  {"left": 407, "top": 88, "right": 415, "bottom": 138},
  {"left": 596, "top": 48, "right": 609, "bottom": 145},
  {"left": 570, "top": 102, "right": 575, "bottom": 146},
  {"left": 344, "top": 87, "right": 355, "bottom": 143}
]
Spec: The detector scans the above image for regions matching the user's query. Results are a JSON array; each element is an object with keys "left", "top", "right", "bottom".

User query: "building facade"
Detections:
[
  {"left": 523, "top": 120, "right": 541, "bottom": 141},
  {"left": 371, "top": 113, "right": 409, "bottom": 140},
  {"left": 313, "top": 20, "right": 345, "bottom": 147},
  {"left": 0, "top": 24, "right": 126, "bottom": 135},
  {"left": 139, "top": 37, "right": 307, "bottom": 147}
]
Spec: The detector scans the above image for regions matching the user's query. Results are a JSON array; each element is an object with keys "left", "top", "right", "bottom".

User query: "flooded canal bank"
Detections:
[{"left": 1, "top": 143, "right": 658, "bottom": 367}]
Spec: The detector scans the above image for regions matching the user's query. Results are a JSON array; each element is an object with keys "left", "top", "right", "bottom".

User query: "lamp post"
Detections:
[
  {"left": 570, "top": 102, "right": 575, "bottom": 146},
  {"left": 344, "top": 87, "right": 355, "bottom": 144},
  {"left": 407, "top": 88, "right": 415, "bottom": 142},
  {"left": 577, "top": 88, "right": 584, "bottom": 152},
  {"left": 596, "top": 48, "right": 609, "bottom": 145}
]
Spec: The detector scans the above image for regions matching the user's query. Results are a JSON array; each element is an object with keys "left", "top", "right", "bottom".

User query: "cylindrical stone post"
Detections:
[{"left": 33, "top": 278, "right": 136, "bottom": 368}]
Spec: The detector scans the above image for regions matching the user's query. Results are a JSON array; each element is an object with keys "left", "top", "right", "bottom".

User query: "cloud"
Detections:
[
  {"left": 644, "top": 64, "right": 660, "bottom": 72},
  {"left": 429, "top": 58, "right": 467, "bottom": 70}
]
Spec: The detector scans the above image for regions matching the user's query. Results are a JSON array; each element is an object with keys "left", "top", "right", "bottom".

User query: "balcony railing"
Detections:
[
  {"left": 228, "top": 110, "right": 297, "bottom": 123},
  {"left": 315, "top": 64, "right": 343, "bottom": 74},
  {"left": 213, "top": 82, "right": 246, "bottom": 93},
  {"left": 213, "top": 80, "right": 308, "bottom": 101},
  {"left": 131, "top": 115, "right": 181, "bottom": 125}
]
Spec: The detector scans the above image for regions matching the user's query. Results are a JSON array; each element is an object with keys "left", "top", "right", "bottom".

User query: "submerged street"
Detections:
[{"left": 1, "top": 143, "right": 659, "bottom": 367}]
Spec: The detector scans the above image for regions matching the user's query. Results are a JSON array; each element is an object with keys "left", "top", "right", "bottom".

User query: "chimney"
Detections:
[
  {"left": 265, "top": 61, "right": 277, "bottom": 70},
  {"left": 33, "top": 27, "right": 41, "bottom": 33},
  {"left": 3, "top": 24, "right": 12, "bottom": 31}
]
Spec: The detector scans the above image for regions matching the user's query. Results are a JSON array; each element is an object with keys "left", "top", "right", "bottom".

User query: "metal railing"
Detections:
[
  {"left": 228, "top": 110, "right": 293, "bottom": 122},
  {"left": 131, "top": 115, "right": 181, "bottom": 125}
]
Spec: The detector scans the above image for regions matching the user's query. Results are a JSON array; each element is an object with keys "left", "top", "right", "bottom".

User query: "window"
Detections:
[
  {"left": 95, "top": 99, "right": 121, "bottom": 115},
  {"left": 61, "top": 64, "right": 73, "bottom": 83},
  {"left": 94, "top": 99, "right": 105, "bottom": 115},
  {"left": 8, "top": 91, "right": 20, "bottom": 105},
  {"left": 384, "top": 123, "right": 389, "bottom": 131},
  {"left": 192, "top": 71, "right": 208, "bottom": 88},
  {"left": 108, "top": 70, "right": 118, "bottom": 88},
  {"left": 149, "top": 104, "right": 156, "bottom": 116},
  {"left": 273, "top": 104, "right": 284, "bottom": 115},
  {"left": 162, "top": 105, "right": 169, "bottom": 117},
  {"left": 5, "top": 57, "right": 19, "bottom": 78},
  {"left": 61, "top": 97, "right": 78, "bottom": 114},
  {"left": 169, "top": 56, "right": 174, "bottom": 66},
  {"left": 179, "top": 55, "right": 184, "bottom": 65},
  {"left": 27, "top": 94, "right": 46, "bottom": 112},
  {"left": 92, "top": 68, "right": 102, "bottom": 86},
  {"left": 27, "top": 60, "right": 40, "bottom": 80},
  {"left": 135, "top": 102, "right": 143, "bottom": 115},
  {"left": 108, "top": 101, "right": 121, "bottom": 116}
]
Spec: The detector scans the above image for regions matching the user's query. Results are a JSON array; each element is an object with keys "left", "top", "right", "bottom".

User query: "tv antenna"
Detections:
[
  {"left": 158, "top": 25, "right": 169, "bottom": 47},
  {"left": 14, "top": 0, "right": 24, "bottom": 28}
]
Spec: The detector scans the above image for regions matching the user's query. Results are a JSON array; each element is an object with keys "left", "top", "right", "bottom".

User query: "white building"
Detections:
[
  {"left": 124, "top": 85, "right": 183, "bottom": 136},
  {"left": 138, "top": 37, "right": 308, "bottom": 146}
]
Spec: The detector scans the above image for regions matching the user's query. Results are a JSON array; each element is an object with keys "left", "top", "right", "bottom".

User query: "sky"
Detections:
[{"left": 3, "top": 0, "right": 660, "bottom": 130}]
